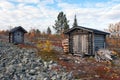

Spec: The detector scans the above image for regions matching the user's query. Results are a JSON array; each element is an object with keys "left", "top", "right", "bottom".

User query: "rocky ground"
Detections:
[
  {"left": 0, "top": 42, "right": 74, "bottom": 80},
  {"left": 0, "top": 41, "right": 120, "bottom": 80}
]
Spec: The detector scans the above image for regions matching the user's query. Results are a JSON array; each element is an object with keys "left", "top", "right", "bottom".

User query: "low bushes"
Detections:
[{"left": 37, "top": 40, "right": 60, "bottom": 61}]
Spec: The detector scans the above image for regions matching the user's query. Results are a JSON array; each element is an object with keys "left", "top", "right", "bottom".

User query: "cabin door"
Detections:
[
  {"left": 14, "top": 31, "right": 23, "bottom": 44},
  {"left": 73, "top": 35, "right": 88, "bottom": 54}
]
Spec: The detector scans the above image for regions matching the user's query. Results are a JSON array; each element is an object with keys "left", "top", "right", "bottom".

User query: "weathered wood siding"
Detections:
[{"left": 94, "top": 34, "right": 105, "bottom": 51}]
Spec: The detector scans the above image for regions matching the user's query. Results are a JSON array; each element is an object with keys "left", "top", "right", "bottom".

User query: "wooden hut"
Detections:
[
  {"left": 64, "top": 26, "right": 109, "bottom": 56},
  {"left": 9, "top": 26, "right": 27, "bottom": 44}
]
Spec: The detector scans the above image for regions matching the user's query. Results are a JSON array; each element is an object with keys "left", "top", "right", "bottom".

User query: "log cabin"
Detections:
[
  {"left": 9, "top": 26, "right": 27, "bottom": 44},
  {"left": 64, "top": 26, "right": 109, "bottom": 56}
]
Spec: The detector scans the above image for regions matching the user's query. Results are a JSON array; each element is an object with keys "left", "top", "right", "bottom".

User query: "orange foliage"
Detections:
[{"left": 106, "top": 37, "right": 120, "bottom": 56}]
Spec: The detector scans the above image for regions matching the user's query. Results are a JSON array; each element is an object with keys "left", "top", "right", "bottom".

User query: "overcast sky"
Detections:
[{"left": 0, "top": 0, "right": 120, "bottom": 32}]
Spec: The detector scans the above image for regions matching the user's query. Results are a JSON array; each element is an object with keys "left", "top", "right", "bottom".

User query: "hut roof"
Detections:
[
  {"left": 10, "top": 26, "right": 27, "bottom": 33},
  {"left": 64, "top": 26, "right": 109, "bottom": 35}
]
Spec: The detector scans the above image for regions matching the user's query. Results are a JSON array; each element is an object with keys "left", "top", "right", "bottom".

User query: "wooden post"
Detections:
[
  {"left": 9, "top": 33, "right": 11, "bottom": 43},
  {"left": 23, "top": 33, "right": 24, "bottom": 43},
  {"left": 104, "top": 35, "right": 106, "bottom": 49},
  {"left": 92, "top": 32, "right": 94, "bottom": 55},
  {"left": 12, "top": 33, "right": 14, "bottom": 43},
  {"left": 88, "top": 34, "right": 90, "bottom": 55}
]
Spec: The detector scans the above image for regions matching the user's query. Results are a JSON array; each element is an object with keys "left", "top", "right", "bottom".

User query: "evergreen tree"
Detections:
[
  {"left": 73, "top": 15, "right": 78, "bottom": 27},
  {"left": 63, "top": 16, "right": 69, "bottom": 31},
  {"left": 53, "top": 11, "right": 69, "bottom": 34},
  {"left": 47, "top": 27, "right": 51, "bottom": 35},
  {"left": 36, "top": 29, "right": 41, "bottom": 34}
]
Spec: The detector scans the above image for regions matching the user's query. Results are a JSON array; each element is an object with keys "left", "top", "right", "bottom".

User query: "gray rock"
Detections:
[
  {"left": 29, "top": 69, "right": 36, "bottom": 75},
  {"left": 24, "top": 52, "right": 29, "bottom": 56},
  {"left": 44, "top": 62, "right": 48, "bottom": 68},
  {"left": 6, "top": 65, "right": 15, "bottom": 73},
  {"left": 35, "top": 67, "right": 40, "bottom": 70},
  {"left": 22, "top": 58, "right": 29, "bottom": 64},
  {"left": 66, "top": 71, "right": 73, "bottom": 80},
  {"left": 43, "top": 77, "right": 50, "bottom": 80},
  {"left": 49, "top": 60, "right": 53, "bottom": 64},
  {"left": 31, "top": 62, "right": 38, "bottom": 68},
  {"left": 0, "top": 62, "right": 5, "bottom": 67}
]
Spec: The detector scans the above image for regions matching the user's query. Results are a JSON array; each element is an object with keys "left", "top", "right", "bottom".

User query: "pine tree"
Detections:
[
  {"left": 36, "top": 29, "right": 41, "bottom": 35},
  {"left": 53, "top": 11, "right": 69, "bottom": 34},
  {"left": 63, "top": 15, "right": 69, "bottom": 31},
  {"left": 47, "top": 27, "right": 51, "bottom": 35},
  {"left": 73, "top": 15, "right": 78, "bottom": 27}
]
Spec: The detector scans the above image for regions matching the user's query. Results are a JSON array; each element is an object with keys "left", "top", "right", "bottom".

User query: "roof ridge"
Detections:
[
  {"left": 10, "top": 26, "right": 27, "bottom": 33},
  {"left": 64, "top": 26, "right": 109, "bottom": 34}
]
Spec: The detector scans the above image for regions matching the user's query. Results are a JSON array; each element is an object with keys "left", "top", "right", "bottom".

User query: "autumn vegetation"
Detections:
[{"left": 105, "top": 22, "right": 120, "bottom": 56}]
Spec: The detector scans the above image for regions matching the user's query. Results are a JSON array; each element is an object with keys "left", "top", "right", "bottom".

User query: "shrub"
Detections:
[
  {"left": 37, "top": 40, "right": 52, "bottom": 52},
  {"left": 37, "top": 40, "right": 59, "bottom": 61},
  {"left": 43, "top": 40, "right": 52, "bottom": 52}
]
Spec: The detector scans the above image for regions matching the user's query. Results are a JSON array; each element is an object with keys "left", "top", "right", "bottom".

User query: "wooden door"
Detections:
[
  {"left": 73, "top": 34, "right": 88, "bottom": 54},
  {"left": 14, "top": 31, "right": 23, "bottom": 44}
]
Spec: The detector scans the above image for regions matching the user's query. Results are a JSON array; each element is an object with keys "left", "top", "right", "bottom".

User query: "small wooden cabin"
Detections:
[
  {"left": 64, "top": 26, "right": 109, "bottom": 56},
  {"left": 9, "top": 26, "right": 27, "bottom": 44}
]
